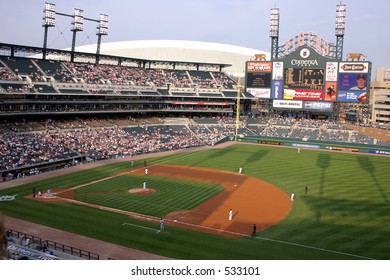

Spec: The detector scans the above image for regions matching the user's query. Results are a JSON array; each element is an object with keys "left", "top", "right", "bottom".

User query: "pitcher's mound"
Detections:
[{"left": 128, "top": 188, "right": 156, "bottom": 194}]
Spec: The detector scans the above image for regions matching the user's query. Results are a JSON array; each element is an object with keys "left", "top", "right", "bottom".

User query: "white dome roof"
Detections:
[{"left": 74, "top": 40, "right": 269, "bottom": 76}]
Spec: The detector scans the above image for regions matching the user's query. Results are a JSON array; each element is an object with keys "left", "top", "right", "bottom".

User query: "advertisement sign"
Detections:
[
  {"left": 337, "top": 90, "right": 367, "bottom": 102},
  {"left": 368, "top": 150, "right": 390, "bottom": 156},
  {"left": 302, "top": 101, "right": 333, "bottom": 111},
  {"left": 247, "top": 61, "right": 272, "bottom": 72},
  {"left": 283, "top": 89, "right": 323, "bottom": 101},
  {"left": 324, "top": 82, "right": 337, "bottom": 101},
  {"left": 258, "top": 140, "right": 282, "bottom": 145},
  {"left": 171, "top": 101, "right": 230, "bottom": 105},
  {"left": 272, "top": 61, "right": 284, "bottom": 80},
  {"left": 0, "top": 195, "right": 16, "bottom": 202},
  {"left": 292, "top": 143, "right": 321, "bottom": 149},
  {"left": 337, "top": 62, "right": 369, "bottom": 103},
  {"left": 338, "top": 73, "right": 367, "bottom": 91},
  {"left": 247, "top": 88, "right": 271, "bottom": 98},
  {"left": 271, "top": 80, "right": 283, "bottom": 99},
  {"left": 273, "top": 100, "right": 302, "bottom": 109},
  {"left": 339, "top": 62, "right": 369, "bottom": 73},
  {"left": 328, "top": 147, "right": 359, "bottom": 152},
  {"left": 325, "top": 62, "right": 338, "bottom": 81}
]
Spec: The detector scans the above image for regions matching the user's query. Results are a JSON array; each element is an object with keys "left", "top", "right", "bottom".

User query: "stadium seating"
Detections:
[{"left": 1, "top": 53, "right": 389, "bottom": 182}]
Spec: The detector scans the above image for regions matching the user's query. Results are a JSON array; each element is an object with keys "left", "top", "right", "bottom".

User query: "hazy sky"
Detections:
[{"left": 1, "top": 0, "right": 389, "bottom": 73}]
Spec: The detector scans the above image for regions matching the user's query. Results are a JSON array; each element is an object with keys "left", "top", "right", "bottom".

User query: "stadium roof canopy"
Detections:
[{"left": 73, "top": 40, "right": 269, "bottom": 76}]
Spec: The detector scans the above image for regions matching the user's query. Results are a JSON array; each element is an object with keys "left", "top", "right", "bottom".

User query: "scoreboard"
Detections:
[
  {"left": 283, "top": 68, "right": 324, "bottom": 90},
  {"left": 245, "top": 46, "right": 371, "bottom": 110}
]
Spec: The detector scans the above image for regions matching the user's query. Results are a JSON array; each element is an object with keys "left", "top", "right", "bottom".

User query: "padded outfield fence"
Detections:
[{"left": 233, "top": 135, "right": 390, "bottom": 156}]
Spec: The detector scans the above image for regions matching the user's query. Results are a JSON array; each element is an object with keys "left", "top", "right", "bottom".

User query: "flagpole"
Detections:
[{"left": 234, "top": 77, "right": 241, "bottom": 142}]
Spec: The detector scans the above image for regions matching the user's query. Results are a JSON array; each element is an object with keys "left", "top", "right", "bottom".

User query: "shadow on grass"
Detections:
[
  {"left": 315, "top": 153, "right": 331, "bottom": 223},
  {"left": 357, "top": 156, "right": 389, "bottom": 206}
]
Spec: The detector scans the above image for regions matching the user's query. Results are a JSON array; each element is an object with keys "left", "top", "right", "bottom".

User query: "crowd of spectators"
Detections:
[
  {"left": 0, "top": 119, "right": 212, "bottom": 175},
  {"left": 0, "top": 57, "right": 237, "bottom": 94},
  {"left": 0, "top": 131, "right": 79, "bottom": 171},
  {"left": 0, "top": 66, "right": 18, "bottom": 81},
  {"left": 1, "top": 116, "right": 389, "bottom": 180}
]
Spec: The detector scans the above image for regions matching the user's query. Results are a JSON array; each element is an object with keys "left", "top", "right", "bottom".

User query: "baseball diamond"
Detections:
[
  {"left": 1, "top": 142, "right": 389, "bottom": 260},
  {"left": 1, "top": 2, "right": 390, "bottom": 263}
]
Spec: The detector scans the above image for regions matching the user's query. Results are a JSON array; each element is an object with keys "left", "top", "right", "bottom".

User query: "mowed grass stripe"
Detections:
[{"left": 74, "top": 174, "right": 224, "bottom": 217}]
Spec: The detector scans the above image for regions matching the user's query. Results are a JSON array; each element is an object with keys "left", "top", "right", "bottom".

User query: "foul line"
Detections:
[
  {"left": 54, "top": 144, "right": 374, "bottom": 260},
  {"left": 165, "top": 219, "right": 374, "bottom": 259},
  {"left": 124, "top": 146, "right": 376, "bottom": 260},
  {"left": 56, "top": 196, "right": 374, "bottom": 260},
  {"left": 122, "top": 222, "right": 160, "bottom": 233},
  {"left": 254, "top": 236, "right": 375, "bottom": 260}
]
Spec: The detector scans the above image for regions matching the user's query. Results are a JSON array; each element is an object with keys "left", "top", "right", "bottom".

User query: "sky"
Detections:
[{"left": 1, "top": 0, "right": 389, "bottom": 73}]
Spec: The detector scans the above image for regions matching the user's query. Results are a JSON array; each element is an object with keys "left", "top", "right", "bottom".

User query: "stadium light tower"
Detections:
[
  {"left": 42, "top": 2, "right": 56, "bottom": 59},
  {"left": 96, "top": 14, "right": 108, "bottom": 61},
  {"left": 71, "top": 8, "right": 84, "bottom": 60},
  {"left": 269, "top": 7, "right": 280, "bottom": 60},
  {"left": 41, "top": 4, "right": 107, "bottom": 62},
  {"left": 335, "top": 2, "right": 346, "bottom": 60}
]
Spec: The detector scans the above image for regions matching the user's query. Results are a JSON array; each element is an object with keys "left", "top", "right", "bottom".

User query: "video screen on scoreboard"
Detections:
[
  {"left": 281, "top": 67, "right": 325, "bottom": 101},
  {"left": 246, "top": 72, "right": 271, "bottom": 88},
  {"left": 284, "top": 68, "right": 324, "bottom": 90}
]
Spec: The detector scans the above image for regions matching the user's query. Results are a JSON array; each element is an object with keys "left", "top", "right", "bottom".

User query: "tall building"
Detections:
[
  {"left": 375, "top": 66, "right": 390, "bottom": 82},
  {"left": 370, "top": 67, "right": 390, "bottom": 124}
]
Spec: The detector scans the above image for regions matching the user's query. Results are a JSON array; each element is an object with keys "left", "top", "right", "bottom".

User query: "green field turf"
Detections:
[
  {"left": 1, "top": 143, "right": 389, "bottom": 260},
  {"left": 74, "top": 174, "right": 223, "bottom": 217}
]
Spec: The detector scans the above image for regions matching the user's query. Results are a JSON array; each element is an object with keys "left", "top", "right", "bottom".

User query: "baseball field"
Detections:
[{"left": 1, "top": 143, "right": 389, "bottom": 260}]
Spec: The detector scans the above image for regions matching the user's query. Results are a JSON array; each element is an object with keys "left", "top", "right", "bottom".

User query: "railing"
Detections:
[
  {"left": 5, "top": 228, "right": 99, "bottom": 260},
  {"left": 42, "top": 240, "right": 99, "bottom": 260}
]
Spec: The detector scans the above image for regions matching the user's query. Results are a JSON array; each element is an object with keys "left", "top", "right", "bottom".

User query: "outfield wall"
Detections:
[{"left": 232, "top": 136, "right": 390, "bottom": 156}]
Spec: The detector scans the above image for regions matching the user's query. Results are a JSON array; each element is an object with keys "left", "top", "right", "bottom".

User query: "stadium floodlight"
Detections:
[
  {"left": 42, "top": 2, "right": 56, "bottom": 57},
  {"left": 43, "top": 2, "right": 56, "bottom": 27},
  {"left": 269, "top": 8, "right": 280, "bottom": 38},
  {"left": 335, "top": 3, "right": 346, "bottom": 36},
  {"left": 97, "top": 14, "right": 108, "bottom": 35},
  {"left": 96, "top": 13, "right": 108, "bottom": 60},
  {"left": 72, "top": 8, "right": 84, "bottom": 31},
  {"left": 269, "top": 7, "right": 280, "bottom": 59}
]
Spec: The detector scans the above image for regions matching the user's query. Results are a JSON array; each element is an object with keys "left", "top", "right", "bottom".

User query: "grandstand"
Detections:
[
  {"left": 0, "top": 43, "right": 246, "bottom": 119},
  {"left": 0, "top": 41, "right": 389, "bottom": 181},
  {"left": 0, "top": 43, "right": 390, "bottom": 263}
]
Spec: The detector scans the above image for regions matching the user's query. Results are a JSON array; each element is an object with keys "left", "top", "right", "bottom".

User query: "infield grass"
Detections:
[
  {"left": 75, "top": 174, "right": 223, "bottom": 217},
  {"left": 1, "top": 143, "right": 389, "bottom": 260}
]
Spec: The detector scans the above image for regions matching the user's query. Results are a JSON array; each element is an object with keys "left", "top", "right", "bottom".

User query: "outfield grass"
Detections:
[{"left": 1, "top": 143, "right": 389, "bottom": 259}]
